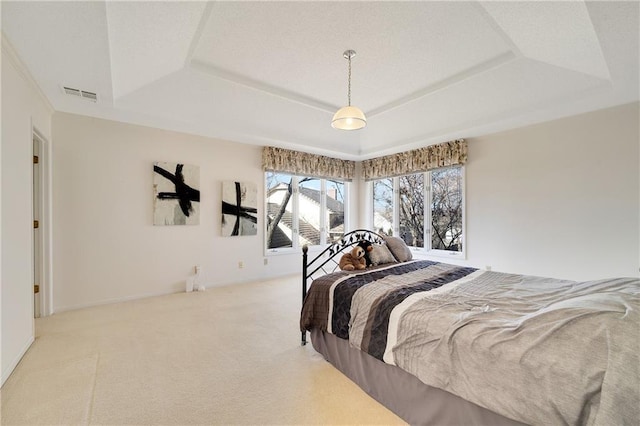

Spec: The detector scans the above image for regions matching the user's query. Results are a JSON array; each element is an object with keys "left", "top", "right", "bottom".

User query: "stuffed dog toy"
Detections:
[{"left": 339, "top": 246, "right": 367, "bottom": 271}]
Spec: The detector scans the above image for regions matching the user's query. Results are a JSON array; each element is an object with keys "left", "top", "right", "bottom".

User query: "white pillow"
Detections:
[{"left": 368, "top": 243, "right": 397, "bottom": 266}]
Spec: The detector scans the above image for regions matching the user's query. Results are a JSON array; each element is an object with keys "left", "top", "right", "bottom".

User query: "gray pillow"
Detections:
[
  {"left": 368, "top": 243, "right": 397, "bottom": 266},
  {"left": 383, "top": 236, "right": 413, "bottom": 262}
]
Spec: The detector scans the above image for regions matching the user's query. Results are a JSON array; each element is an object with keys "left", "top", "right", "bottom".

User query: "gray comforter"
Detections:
[{"left": 301, "top": 260, "right": 640, "bottom": 425}]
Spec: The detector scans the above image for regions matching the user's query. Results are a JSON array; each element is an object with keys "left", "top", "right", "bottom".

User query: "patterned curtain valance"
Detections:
[
  {"left": 362, "top": 139, "right": 467, "bottom": 181},
  {"left": 262, "top": 146, "right": 356, "bottom": 182}
]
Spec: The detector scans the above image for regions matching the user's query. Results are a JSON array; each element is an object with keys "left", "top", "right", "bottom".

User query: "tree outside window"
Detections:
[
  {"left": 266, "top": 172, "right": 348, "bottom": 250},
  {"left": 326, "top": 180, "right": 345, "bottom": 242},
  {"left": 399, "top": 173, "right": 424, "bottom": 247},
  {"left": 266, "top": 172, "right": 294, "bottom": 249},
  {"left": 430, "top": 167, "right": 463, "bottom": 252},
  {"left": 373, "top": 178, "right": 393, "bottom": 235},
  {"left": 371, "top": 166, "right": 464, "bottom": 255}
]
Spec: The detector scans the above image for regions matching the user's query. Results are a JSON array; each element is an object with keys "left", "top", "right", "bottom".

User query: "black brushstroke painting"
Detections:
[
  {"left": 222, "top": 181, "right": 257, "bottom": 236},
  {"left": 154, "top": 163, "right": 200, "bottom": 220}
]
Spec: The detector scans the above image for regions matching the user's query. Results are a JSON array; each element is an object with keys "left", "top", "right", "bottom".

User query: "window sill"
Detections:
[{"left": 410, "top": 247, "right": 466, "bottom": 261}]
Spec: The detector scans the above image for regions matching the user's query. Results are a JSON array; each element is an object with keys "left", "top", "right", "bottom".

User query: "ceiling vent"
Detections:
[{"left": 62, "top": 86, "right": 98, "bottom": 102}]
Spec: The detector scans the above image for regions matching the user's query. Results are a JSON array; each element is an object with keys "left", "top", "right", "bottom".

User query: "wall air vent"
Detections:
[
  {"left": 63, "top": 86, "right": 81, "bottom": 97},
  {"left": 62, "top": 86, "right": 98, "bottom": 103},
  {"left": 81, "top": 91, "right": 97, "bottom": 101}
]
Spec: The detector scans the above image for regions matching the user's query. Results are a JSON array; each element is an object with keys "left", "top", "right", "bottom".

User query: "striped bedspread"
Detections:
[{"left": 300, "top": 260, "right": 640, "bottom": 425}]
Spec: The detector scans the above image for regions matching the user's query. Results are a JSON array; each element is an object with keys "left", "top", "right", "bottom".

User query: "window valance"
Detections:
[
  {"left": 362, "top": 139, "right": 467, "bottom": 181},
  {"left": 262, "top": 146, "right": 355, "bottom": 181}
]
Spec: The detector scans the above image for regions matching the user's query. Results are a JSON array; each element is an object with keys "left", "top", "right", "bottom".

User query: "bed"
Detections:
[{"left": 300, "top": 230, "right": 640, "bottom": 425}]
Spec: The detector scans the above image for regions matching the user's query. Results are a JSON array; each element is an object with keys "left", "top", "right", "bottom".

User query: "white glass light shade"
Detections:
[{"left": 331, "top": 106, "right": 367, "bottom": 130}]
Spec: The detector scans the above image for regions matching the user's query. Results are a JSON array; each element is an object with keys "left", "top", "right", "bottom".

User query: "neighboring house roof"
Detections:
[
  {"left": 267, "top": 218, "right": 292, "bottom": 249},
  {"left": 298, "top": 186, "right": 343, "bottom": 213},
  {"left": 266, "top": 183, "right": 344, "bottom": 213},
  {"left": 329, "top": 223, "right": 344, "bottom": 235},
  {"left": 267, "top": 203, "right": 319, "bottom": 247},
  {"left": 373, "top": 212, "right": 393, "bottom": 235},
  {"left": 266, "top": 183, "right": 290, "bottom": 199},
  {"left": 266, "top": 184, "right": 344, "bottom": 248}
]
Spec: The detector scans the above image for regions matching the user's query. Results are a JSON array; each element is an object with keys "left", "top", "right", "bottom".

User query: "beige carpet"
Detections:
[{"left": 0, "top": 275, "right": 405, "bottom": 425}]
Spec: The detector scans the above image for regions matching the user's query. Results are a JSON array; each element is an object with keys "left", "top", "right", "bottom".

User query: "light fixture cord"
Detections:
[{"left": 347, "top": 55, "right": 352, "bottom": 106}]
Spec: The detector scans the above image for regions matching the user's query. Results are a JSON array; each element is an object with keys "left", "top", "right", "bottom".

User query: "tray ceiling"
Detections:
[{"left": 2, "top": 1, "right": 638, "bottom": 159}]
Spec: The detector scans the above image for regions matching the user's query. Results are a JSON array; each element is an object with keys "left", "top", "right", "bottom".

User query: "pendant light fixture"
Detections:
[{"left": 332, "top": 50, "right": 367, "bottom": 130}]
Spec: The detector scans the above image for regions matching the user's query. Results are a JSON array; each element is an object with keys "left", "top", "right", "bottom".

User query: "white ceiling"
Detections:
[{"left": 2, "top": 1, "right": 638, "bottom": 160}]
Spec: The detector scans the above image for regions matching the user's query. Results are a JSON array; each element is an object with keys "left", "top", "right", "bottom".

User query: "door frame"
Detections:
[{"left": 32, "top": 127, "right": 52, "bottom": 317}]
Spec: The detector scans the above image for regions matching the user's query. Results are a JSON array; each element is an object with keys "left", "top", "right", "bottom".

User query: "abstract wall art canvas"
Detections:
[
  {"left": 153, "top": 162, "right": 200, "bottom": 225},
  {"left": 222, "top": 181, "right": 258, "bottom": 236}
]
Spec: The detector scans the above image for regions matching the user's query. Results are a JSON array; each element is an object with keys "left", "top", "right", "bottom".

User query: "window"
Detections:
[
  {"left": 399, "top": 173, "right": 425, "bottom": 248},
  {"left": 266, "top": 172, "right": 294, "bottom": 249},
  {"left": 373, "top": 178, "right": 394, "bottom": 236},
  {"left": 298, "top": 178, "right": 322, "bottom": 246},
  {"left": 429, "top": 167, "right": 463, "bottom": 253},
  {"left": 326, "top": 179, "right": 346, "bottom": 242},
  {"left": 265, "top": 172, "right": 349, "bottom": 252},
  {"left": 371, "top": 166, "right": 464, "bottom": 257}
]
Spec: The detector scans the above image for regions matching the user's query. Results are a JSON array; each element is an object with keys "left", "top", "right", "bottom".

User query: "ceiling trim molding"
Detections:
[
  {"left": 361, "top": 75, "right": 614, "bottom": 159},
  {"left": 184, "top": 2, "right": 215, "bottom": 68},
  {"left": 477, "top": 1, "right": 611, "bottom": 81},
  {"left": 189, "top": 59, "right": 337, "bottom": 113},
  {"left": 1, "top": 33, "right": 55, "bottom": 114},
  {"left": 475, "top": 1, "right": 524, "bottom": 58},
  {"left": 367, "top": 51, "right": 517, "bottom": 118}
]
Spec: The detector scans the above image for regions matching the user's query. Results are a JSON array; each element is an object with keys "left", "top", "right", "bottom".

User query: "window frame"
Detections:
[
  {"left": 370, "top": 166, "right": 466, "bottom": 260},
  {"left": 265, "top": 172, "right": 349, "bottom": 255}
]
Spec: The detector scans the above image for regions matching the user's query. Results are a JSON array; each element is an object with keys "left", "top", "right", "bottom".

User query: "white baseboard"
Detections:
[
  {"left": 53, "top": 274, "right": 298, "bottom": 313},
  {"left": 53, "top": 288, "right": 179, "bottom": 313}
]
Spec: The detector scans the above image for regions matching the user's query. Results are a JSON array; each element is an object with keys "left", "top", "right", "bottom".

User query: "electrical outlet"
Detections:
[
  {"left": 238, "top": 261, "right": 244, "bottom": 269},
  {"left": 195, "top": 265, "right": 201, "bottom": 275},
  {"left": 264, "top": 258, "right": 268, "bottom": 266},
  {"left": 485, "top": 265, "right": 492, "bottom": 271}
]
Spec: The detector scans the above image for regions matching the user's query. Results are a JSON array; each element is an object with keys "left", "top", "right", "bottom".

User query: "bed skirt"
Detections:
[{"left": 310, "top": 329, "right": 525, "bottom": 426}]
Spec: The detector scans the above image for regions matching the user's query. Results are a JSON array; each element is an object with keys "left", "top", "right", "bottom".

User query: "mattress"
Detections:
[{"left": 301, "top": 259, "right": 640, "bottom": 425}]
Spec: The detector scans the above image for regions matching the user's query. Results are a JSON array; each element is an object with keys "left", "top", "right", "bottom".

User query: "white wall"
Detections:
[
  {"left": 359, "top": 103, "right": 639, "bottom": 281},
  {"left": 52, "top": 113, "right": 305, "bottom": 311},
  {"left": 424, "top": 102, "right": 638, "bottom": 281},
  {"left": 42, "top": 95, "right": 640, "bottom": 311},
  {"left": 1, "top": 38, "right": 53, "bottom": 385}
]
